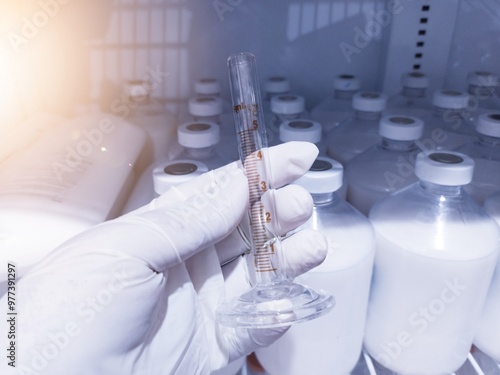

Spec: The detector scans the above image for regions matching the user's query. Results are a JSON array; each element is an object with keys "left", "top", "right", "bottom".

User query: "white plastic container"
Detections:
[
  {"left": 0, "top": 113, "right": 147, "bottom": 281},
  {"left": 364, "top": 151, "right": 500, "bottom": 375},
  {"left": 466, "top": 71, "right": 500, "bottom": 112},
  {"left": 474, "top": 191, "right": 500, "bottom": 362},
  {"left": 311, "top": 74, "right": 360, "bottom": 135},
  {"left": 455, "top": 113, "right": 500, "bottom": 203},
  {"left": 279, "top": 119, "right": 324, "bottom": 153},
  {"left": 422, "top": 89, "right": 475, "bottom": 151},
  {"left": 0, "top": 112, "right": 64, "bottom": 165},
  {"left": 386, "top": 72, "right": 432, "bottom": 118},
  {"left": 326, "top": 91, "right": 387, "bottom": 165},
  {"left": 267, "top": 94, "right": 307, "bottom": 146},
  {"left": 179, "top": 95, "right": 238, "bottom": 161},
  {"left": 262, "top": 76, "right": 291, "bottom": 114},
  {"left": 121, "top": 80, "right": 177, "bottom": 173},
  {"left": 345, "top": 115, "right": 424, "bottom": 215},
  {"left": 256, "top": 157, "right": 375, "bottom": 375}
]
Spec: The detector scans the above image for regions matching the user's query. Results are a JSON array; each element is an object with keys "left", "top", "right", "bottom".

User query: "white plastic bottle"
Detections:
[
  {"left": 386, "top": 72, "right": 432, "bottom": 118},
  {"left": 422, "top": 89, "right": 475, "bottom": 151},
  {"left": 179, "top": 96, "right": 238, "bottom": 161},
  {"left": 267, "top": 94, "right": 307, "bottom": 146},
  {"left": 345, "top": 115, "right": 424, "bottom": 216},
  {"left": 119, "top": 80, "right": 177, "bottom": 173},
  {"left": 256, "top": 157, "right": 375, "bottom": 375},
  {"left": 364, "top": 151, "right": 500, "bottom": 375},
  {"left": 474, "top": 190, "right": 500, "bottom": 363},
  {"left": 262, "top": 76, "right": 291, "bottom": 114},
  {"left": 0, "top": 113, "right": 147, "bottom": 281},
  {"left": 326, "top": 91, "right": 387, "bottom": 165},
  {"left": 311, "top": 74, "right": 360, "bottom": 135},
  {"left": 121, "top": 121, "right": 228, "bottom": 214},
  {"left": 0, "top": 112, "right": 64, "bottom": 165},
  {"left": 279, "top": 119, "right": 324, "bottom": 153},
  {"left": 466, "top": 71, "right": 500, "bottom": 112},
  {"left": 455, "top": 113, "right": 500, "bottom": 203}
]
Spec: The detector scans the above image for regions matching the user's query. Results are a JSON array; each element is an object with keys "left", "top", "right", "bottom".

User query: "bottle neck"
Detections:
[
  {"left": 192, "top": 114, "right": 221, "bottom": 124},
  {"left": 311, "top": 192, "right": 340, "bottom": 205},
  {"left": 477, "top": 133, "right": 500, "bottom": 147},
  {"left": 418, "top": 180, "right": 462, "bottom": 197},
  {"left": 432, "top": 106, "right": 464, "bottom": 120},
  {"left": 468, "top": 85, "right": 495, "bottom": 100},
  {"left": 184, "top": 146, "right": 216, "bottom": 159},
  {"left": 355, "top": 110, "right": 382, "bottom": 121},
  {"left": 380, "top": 138, "right": 418, "bottom": 152},
  {"left": 334, "top": 90, "right": 356, "bottom": 100},
  {"left": 274, "top": 113, "right": 301, "bottom": 121},
  {"left": 402, "top": 87, "right": 426, "bottom": 98},
  {"left": 128, "top": 94, "right": 151, "bottom": 105}
]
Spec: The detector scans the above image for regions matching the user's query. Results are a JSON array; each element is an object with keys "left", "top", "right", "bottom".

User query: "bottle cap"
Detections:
[
  {"left": 333, "top": 74, "right": 361, "bottom": 91},
  {"left": 294, "top": 157, "right": 343, "bottom": 193},
  {"left": 188, "top": 96, "right": 224, "bottom": 117},
  {"left": 153, "top": 160, "right": 208, "bottom": 195},
  {"left": 352, "top": 91, "right": 387, "bottom": 112},
  {"left": 271, "top": 94, "right": 305, "bottom": 115},
  {"left": 280, "top": 120, "right": 322, "bottom": 143},
  {"left": 467, "top": 71, "right": 498, "bottom": 88},
  {"left": 124, "top": 80, "right": 151, "bottom": 98},
  {"left": 476, "top": 113, "right": 500, "bottom": 138},
  {"left": 177, "top": 121, "right": 220, "bottom": 148},
  {"left": 432, "top": 90, "right": 470, "bottom": 109},
  {"left": 265, "top": 76, "right": 291, "bottom": 94},
  {"left": 194, "top": 78, "right": 222, "bottom": 95},
  {"left": 415, "top": 151, "right": 474, "bottom": 186},
  {"left": 379, "top": 115, "right": 424, "bottom": 141},
  {"left": 401, "top": 72, "right": 429, "bottom": 89}
]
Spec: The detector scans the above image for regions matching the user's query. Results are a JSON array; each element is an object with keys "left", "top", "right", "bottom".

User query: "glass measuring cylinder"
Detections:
[{"left": 215, "top": 52, "right": 334, "bottom": 328}]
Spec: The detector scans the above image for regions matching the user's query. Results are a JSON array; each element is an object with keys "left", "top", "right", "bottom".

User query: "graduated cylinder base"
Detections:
[{"left": 216, "top": 281, "right": 334, "bottom": 328}]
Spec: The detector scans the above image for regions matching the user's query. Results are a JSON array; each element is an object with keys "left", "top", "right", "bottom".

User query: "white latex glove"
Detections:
[{"left": 0, "top": 142, "right": 327, "bottom": 375}]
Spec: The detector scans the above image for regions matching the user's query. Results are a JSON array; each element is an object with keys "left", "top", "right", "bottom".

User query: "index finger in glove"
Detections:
[{"left": 124, "top": 141, "right": 319, "bottom": 215}]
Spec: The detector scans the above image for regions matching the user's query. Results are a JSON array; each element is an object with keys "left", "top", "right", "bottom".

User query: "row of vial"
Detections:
[{"left": 0, "top": 69, "right": 499, "bottom": 375}]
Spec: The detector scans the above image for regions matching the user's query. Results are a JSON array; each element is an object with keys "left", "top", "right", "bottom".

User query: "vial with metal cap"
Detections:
[
  {"left": 262, "top": 76, "right": 291, "bottom": 114},
  {"left": 176, "top": 121, "right": 229, "bottom": 169},
  {"left": 364, "top": 151, "right": 500, "bottom": 375},
  {"left": 422, "top": 89, "right": 475, "bottom": 151},
  {"left": 256, "top": 157, "right": 375, "bottom": 375},
  {"left": 474, "top": 189, "right": 500, "bottom": 363},
  {"left": 123, "top": 79, "right": 178, "bottom": 173},
  {"left": 311, "top": 74, "right": 361, "bottom": 134},
  {"left": 386, "top": 72, "right": 432, "bottom": 118},
  {"left": 267, "top": 94, "right": 308, "bottom": 146},
  {"left": 455, "top": 112, "right": 500, "bottom": 203},
  {"left": 345, "top": 115, "right": 424, "bottom": 215},
  {"left": 326, "top": 91, "right": 387, "bottom": 165}
]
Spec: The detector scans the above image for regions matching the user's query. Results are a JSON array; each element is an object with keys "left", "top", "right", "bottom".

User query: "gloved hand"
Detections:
[{"left": 0, "top": 142, "right": 327, "bottom": 375}]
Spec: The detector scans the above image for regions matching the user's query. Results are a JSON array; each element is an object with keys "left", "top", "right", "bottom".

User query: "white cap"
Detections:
[
  {"left": 194, "top": 78, "right": 221, "bottom": 95},
  {"left": 379, "top": 115, "right": 424, "bottom": 141},
  {"left": 432, "top": 90, "right": 470, "bottom": 109},
  {"left": 401, "top": 72, "right": 429, "bottom": 89},
  {"left": 153, "top": 160, "right": 208, "bottom": 195},
  {"left": 124, "top": 80, "right": 151, "bottom": 98},
  {"left": 352, "top": 91, "right": 387, "bottom": 112},
  {"left": 333, "top": 74, "right": 361, "bottom": 91},
  {"left": 476, "top": 113, "right": 500, "bottom": 138},
  {"left": 280, "top": 120, "right": 322, "bottom": 143},
  {"left": 294, "top": 157, "right": 343, "bottom": 193},
  {"left": 271, "top": 95, "right": 305, "bottom": 115},
  {"left": 177, "top": 121, "right": 220, "bottom": 148},
  {"left": 265, "top": 76, "right": 290, "bottom": 94},
  {"left": 188, "top": 96, "right": 224, "bottom": 117},
  {"left": 415, "top": 151, "right": 474, "bottom": 186},
  {"left": 467, "top": 71, "right": 498, "bottom": 88}
]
